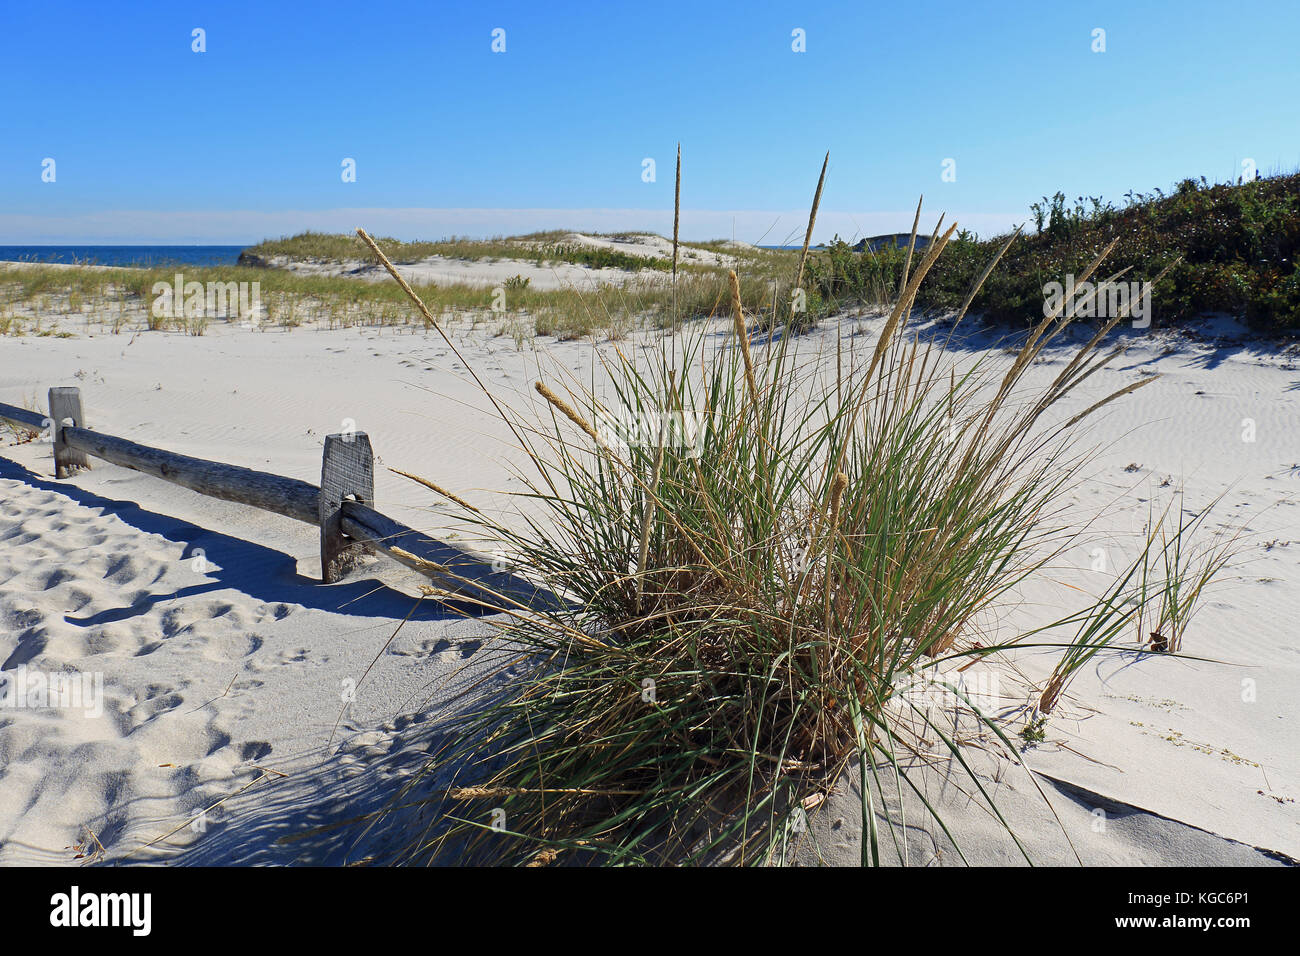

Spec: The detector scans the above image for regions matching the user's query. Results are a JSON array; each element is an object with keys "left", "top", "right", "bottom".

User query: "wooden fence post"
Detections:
[
  {"left": 320, "top": 431, "right": 374, "bottom": 583},
  {"left": 48, "top": 386, "right": 89, "bottom": 478}
]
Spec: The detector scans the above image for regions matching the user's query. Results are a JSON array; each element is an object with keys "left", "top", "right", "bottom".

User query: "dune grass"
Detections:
[
  {"left": 357, "top": 218, "right": 1233, "bottom": 866},
  {"left": 1033, "top": 493, "right": 1236, "bottom": 715},
  {"left": 0, "top": 241, "right": 799, "bottom": 341}
]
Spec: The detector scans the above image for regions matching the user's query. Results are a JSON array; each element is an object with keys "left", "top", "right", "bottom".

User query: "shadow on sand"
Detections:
[{"left": 0, "top": 454, "right": 487, "bottom": 627}]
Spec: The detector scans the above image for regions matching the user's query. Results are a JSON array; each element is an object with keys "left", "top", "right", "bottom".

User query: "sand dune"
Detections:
[
  {"left": 0, "top": 231, "right": 747, "bottom": 298},
  {"left": 254, "top": 232, "right": 734, "bottom": 291}
]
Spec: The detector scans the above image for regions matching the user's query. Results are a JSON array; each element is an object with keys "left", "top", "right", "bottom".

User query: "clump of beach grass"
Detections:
[
  {"left": 1033, "top": 493, "right": 1235, "bottom": 715},
  {"left": 358, "top": 207, "right": 1232, "bottom": 866}
]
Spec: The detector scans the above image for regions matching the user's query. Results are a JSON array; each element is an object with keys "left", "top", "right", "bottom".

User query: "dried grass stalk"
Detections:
[{"left": 794, "top": 151, "right": 830, "bottom": 295}]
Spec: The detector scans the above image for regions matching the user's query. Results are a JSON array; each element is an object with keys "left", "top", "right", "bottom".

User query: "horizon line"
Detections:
[{"left": 0, "top": 205, "right": 1025, "bottom": 246}]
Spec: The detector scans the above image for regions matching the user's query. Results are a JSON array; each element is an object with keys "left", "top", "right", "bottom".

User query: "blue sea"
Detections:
[{"left": 0, "top": 245, "right": 245, "bottom": 268}]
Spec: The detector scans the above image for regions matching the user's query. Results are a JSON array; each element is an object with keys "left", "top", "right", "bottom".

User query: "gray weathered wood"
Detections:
[
  {"left": 11, "top": 388, "right": 557, "bottom": 605},
  {"left": 0, "top": 400, "right": 49, "bottom": 433},
  {"left": 62, "top": 425, "right": 320, "bottom": 524},
  {"left": 340, "top": 499, "right": 561, "bottom": 610},
  {"left": 49, "top": 387, "right": 90, "bottom": 478},
  {"left": 319, "top": 432, "right": 375, "bottom": 583}
]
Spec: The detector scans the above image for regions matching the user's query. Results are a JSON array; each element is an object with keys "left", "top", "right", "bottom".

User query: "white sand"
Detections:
[
  {"left": 264, "top": 253, "right": 661, "bottom": 292},
  {"left": 1, "top": 306, "right": 1297, "bottom": 865}
]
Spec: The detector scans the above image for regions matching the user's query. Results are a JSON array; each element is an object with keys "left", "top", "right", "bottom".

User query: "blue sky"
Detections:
[{"left": 3, "top": 0, "right": 1297, "bottom": 243}]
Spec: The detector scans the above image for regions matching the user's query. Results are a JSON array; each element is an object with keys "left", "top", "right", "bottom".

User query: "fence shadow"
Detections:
[{"left": 0, "top": 453, "right": 480, "bottom": 623}]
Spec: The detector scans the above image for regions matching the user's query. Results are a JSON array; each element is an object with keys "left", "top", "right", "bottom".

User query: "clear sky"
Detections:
[{"left": 3, "top": 0, "right": 1297, "bottom": 244}]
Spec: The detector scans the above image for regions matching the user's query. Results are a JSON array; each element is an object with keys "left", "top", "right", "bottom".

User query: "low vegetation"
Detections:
[
  {"left": 0, "top": 238, "right": 800, "bottom": 342},
  {"left": 805, "top": 172, "right": 1300, "bottom": 332},
  {"left": 242, "top": 230, "right": 677, "bottom": 272}
]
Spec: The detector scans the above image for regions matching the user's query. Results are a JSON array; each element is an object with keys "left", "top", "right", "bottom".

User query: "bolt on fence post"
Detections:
[
  {"left": 48, "top": 386, "right": 89, "bottom": 478},
  {"left": 320, "top": 431, "right": 374, "bottom": 583}
]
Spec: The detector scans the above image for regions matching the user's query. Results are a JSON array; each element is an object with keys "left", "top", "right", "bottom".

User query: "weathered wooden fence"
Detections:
[{"left": 0, "top": 387, "right": 554, "bottom": 611}]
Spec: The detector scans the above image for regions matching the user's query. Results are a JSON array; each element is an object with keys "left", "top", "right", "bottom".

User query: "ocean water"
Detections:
[{"left": 0, "top": 245, "right": 245, "bottom": 268}]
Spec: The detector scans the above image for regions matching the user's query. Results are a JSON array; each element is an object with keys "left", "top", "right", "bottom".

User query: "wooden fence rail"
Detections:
[
  {"left": 0, "top": 387, "right": 555, "bottom": 611},
  {"left": 62, "top": 424, "right": 321, "bottom": 524}
]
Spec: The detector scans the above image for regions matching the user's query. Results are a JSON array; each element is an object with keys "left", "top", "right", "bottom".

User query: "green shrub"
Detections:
[{"left": 802, "top": 173, "right": 1300, "bottom": 333}]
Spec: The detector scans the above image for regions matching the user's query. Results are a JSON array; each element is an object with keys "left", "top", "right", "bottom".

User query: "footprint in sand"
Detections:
[
  {"left": 198, "top": 632, "right": 264, "bottom": 663},
  {"left": 388, "top": 637, "right": 452, "bottom": 658},
  {"left": 127, "top": 689, "right": 185, "bottom": 725},
  {"left": 239, "top": 741, "right": 272, "bottom": 761},
  {"left": 252, "top": 602, "right": 293, "bottom": 622}
]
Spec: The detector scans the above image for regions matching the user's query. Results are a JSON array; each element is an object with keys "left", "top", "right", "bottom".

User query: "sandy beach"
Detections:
[{"left": 1, "top": 273, "right": 1296, "bottom": 864}]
